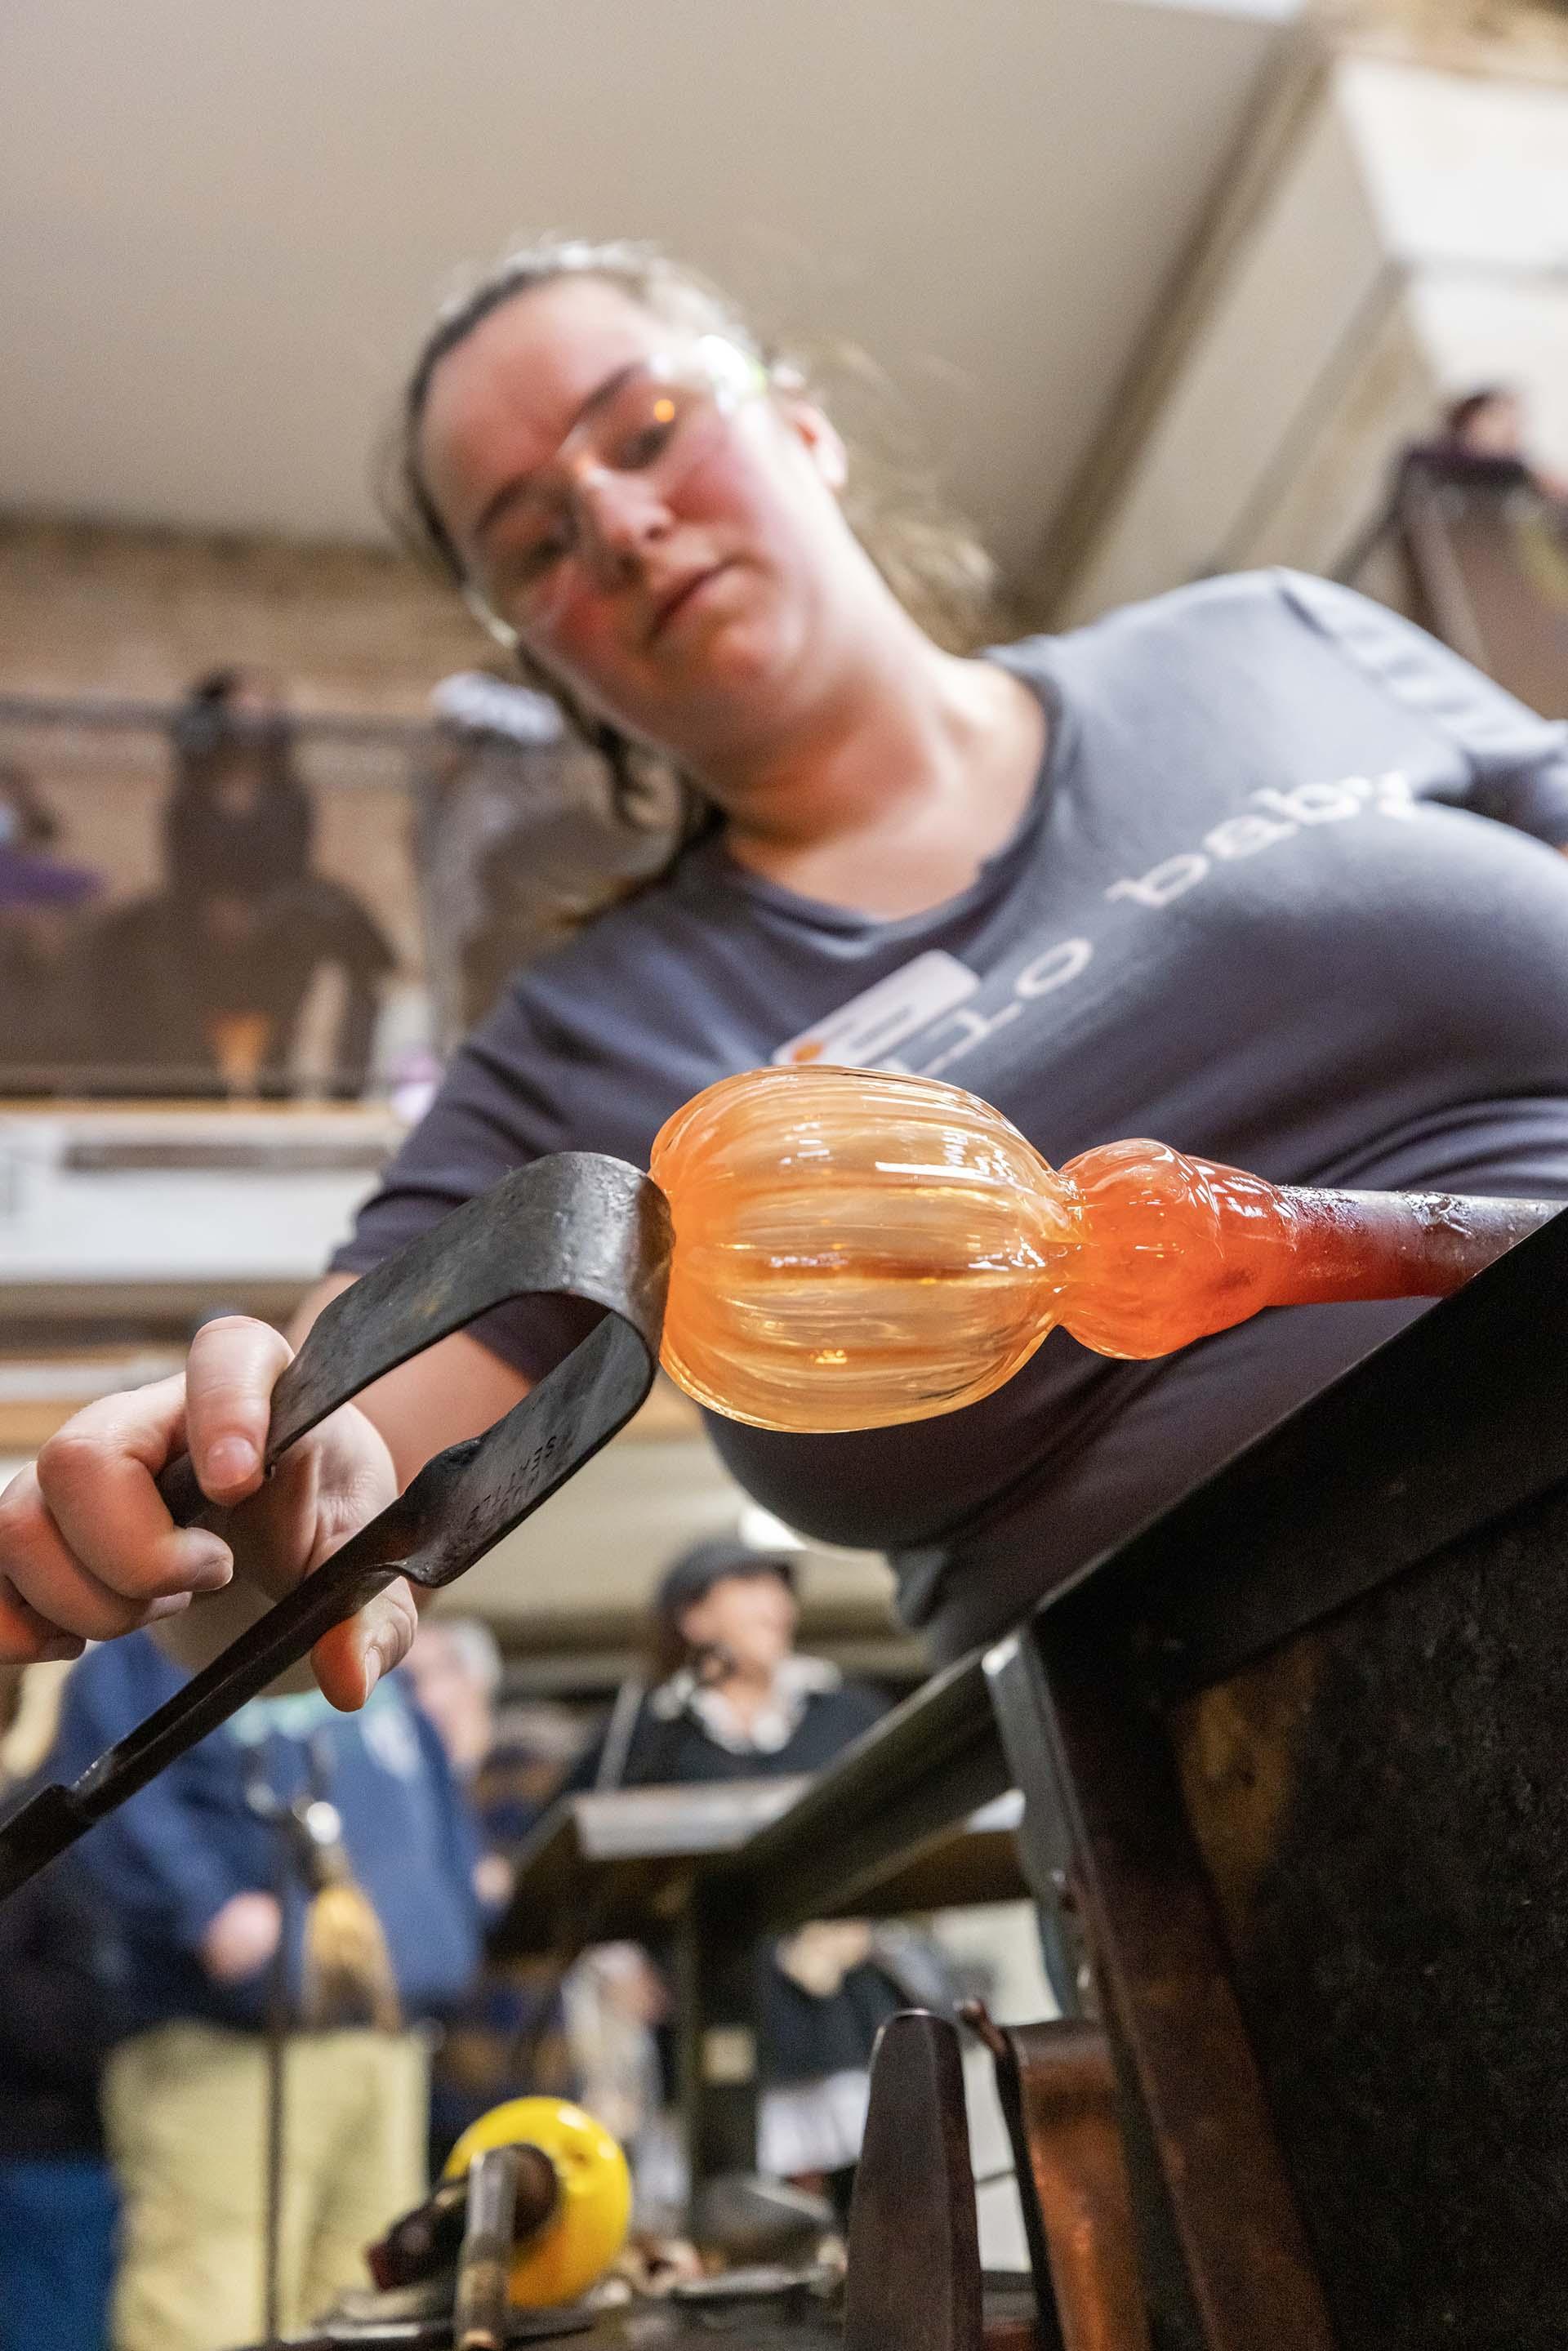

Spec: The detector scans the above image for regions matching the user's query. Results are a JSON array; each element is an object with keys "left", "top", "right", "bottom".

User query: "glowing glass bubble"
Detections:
[{"left": 649, "top": 1065, "right": 1546, "bottom": 1433}]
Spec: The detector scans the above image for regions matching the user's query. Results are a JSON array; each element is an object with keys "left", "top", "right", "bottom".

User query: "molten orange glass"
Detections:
[{"left": 648, "top": 1066, "right": 1554, "bottom": 1432}]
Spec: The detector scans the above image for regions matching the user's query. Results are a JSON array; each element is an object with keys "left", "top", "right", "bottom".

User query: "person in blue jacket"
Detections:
[
  {"left": 0, "top": 1791, "right": 123, "bottom": 2351},
  {"left": 49, "top": 1631, "right": 483, "bottom": 2351}
]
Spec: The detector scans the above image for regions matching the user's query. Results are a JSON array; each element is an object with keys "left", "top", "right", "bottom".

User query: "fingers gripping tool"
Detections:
[{"left": 0, "top": 1153, "right": 670, "bottom": 1899}]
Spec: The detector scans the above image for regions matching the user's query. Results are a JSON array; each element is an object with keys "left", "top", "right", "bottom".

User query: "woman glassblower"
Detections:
[{"left": 4, "top": 236, "right": 1568, "bottom": 1694}]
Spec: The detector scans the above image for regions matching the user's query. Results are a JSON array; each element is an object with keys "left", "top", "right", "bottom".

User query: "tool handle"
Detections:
[
  {"left": 454, "top": 2146, "right": 521, "bottom": 2351},
  {"left": 366, "top": 2175, "right": 470, "bottom": 2291},
  {"left": 368, "top": 2143, "right": 559, "bottom": 2291}
]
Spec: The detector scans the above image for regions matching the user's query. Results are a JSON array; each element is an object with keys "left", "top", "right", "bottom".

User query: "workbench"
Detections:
[{"left": 496, "top": 1779, "right": 1025, "bottom": 1961}]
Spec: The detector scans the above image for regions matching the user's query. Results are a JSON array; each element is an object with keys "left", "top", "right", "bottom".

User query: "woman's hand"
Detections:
[{"left": 0, "top": 1315, "right": 412, "bottom": 1711}]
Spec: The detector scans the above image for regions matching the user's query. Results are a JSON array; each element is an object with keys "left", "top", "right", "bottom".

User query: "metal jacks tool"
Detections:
[
  {"left": 0, "top": 1151, "right": 670, "bottom": 1900},
  {"left": 844, "top": 2010, "right": 984, "bottom": 2351}
]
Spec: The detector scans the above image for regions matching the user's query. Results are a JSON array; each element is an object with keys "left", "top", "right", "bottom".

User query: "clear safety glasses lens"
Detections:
[{"left": 467, "top": 339, "right": 767, "bottom": 640}]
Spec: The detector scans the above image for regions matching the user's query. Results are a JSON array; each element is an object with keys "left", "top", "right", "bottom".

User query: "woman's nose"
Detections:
[{"left": 572, "top": 464, "right": 672, "bottom": 572}]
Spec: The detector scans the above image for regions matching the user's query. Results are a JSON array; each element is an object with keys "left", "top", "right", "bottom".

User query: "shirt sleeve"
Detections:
[
  {"left": 328, "top": 986, "right": 599, "bottom": 1379},
  {"left": 1276, "top": 570, "right": 1568, "bottom": 844}
]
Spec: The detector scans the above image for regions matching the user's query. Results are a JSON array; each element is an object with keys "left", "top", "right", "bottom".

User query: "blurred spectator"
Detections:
[
  {"left": 457, "top": 808, "right": 626, "bottom": 1026},
  {"left": 402, "top": 1619, "right": 577, "bottom": 2171},
  {"left": 50, "top": 1627, "right": 483, "bottom": 2351},
  {"left": 1404, "top": 385, "right": 1568, "bottom": 501},
  {"left": 471, "top": 1694, "right": 586, "bottom": 1851},
  {"left": 402, "top": 1617, "right": 505, "bottom": 1789},
  {"left": 576, "top": 1538, "right": 888, "bottom": 1787},
  {"left": 0, "top": 1664, "right": 122, "bottom": 2351},
  {"left": 412, "top": 670, "right": 665, "bottom": 1040},
  {"left": 561, "top": 1944, "right": 670, "bottom": 2187},
  {"left": 0, "top": 764, "right": 105, "bottom": 1089},
  {"left": 412, "top": 671, "right": 567, "bottom": 1042},
  {"left": 0, "top": 759, "right": 63, "bottom": 853},
  {"left": 565, "top": 1538, "right": 906, "bottom": 2215},
  {"left": 164, "top": 668, "right": 314, "bottom": 905},
  {"left": 86, "top": 669, "right": 396, "bottom": 1097},
  {"left": 85, "top": 885, "right": 391, "bottom": 1099},
  {"left": 0, "top": 1811, "right": 122, "bottom": 2351},
  {"left": 1339, "top": 383, "right": 1568, "bottom": 595}
]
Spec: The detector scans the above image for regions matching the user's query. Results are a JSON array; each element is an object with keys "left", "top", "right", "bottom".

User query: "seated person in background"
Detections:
[
  {"left": 164, "top": 666, "right": 314, "bottom": 905},
  {"left": 48, "top": 1626, "right": 483, "bottom": 2351},
  {"left": 86, "top": 879, "right": 394, "bottom": 1099},
  {"left": 1340, "top": 382, "right": 1568, "bottom": 595},
  {"left": 87, "top": 667, "right": 395, "bottom": 1096},
  {"left": 403, "top": 1618, "right": 577, "bottom": 2172},
  {"left": 565, "top": 1538, "right": 903, "bottom": 2216},
  {"left": 0, "top": 762, "right": 105, "bottom": 1089},
  {"left": 165, "top": 666, "right": 396, "bottom": 1094},
  {"left": 0, "top": 1667, "right": 123, "bottom": 2351}
]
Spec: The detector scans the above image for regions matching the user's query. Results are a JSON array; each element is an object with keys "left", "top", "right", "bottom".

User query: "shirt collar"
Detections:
[{"left": 650, "top": 1652, "right": 841, "bottom": 1755}]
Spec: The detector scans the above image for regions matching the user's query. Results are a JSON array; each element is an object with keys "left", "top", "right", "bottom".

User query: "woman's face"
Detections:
[
  {"left": 417, "top": 276, "right": 866, "bottom": 774},
  {"left": 403, "top": 1623, "right": 493, "bottom": 1776},
  {"left": 677, "top": 1571, "right": 798, "bottom": 1680}
]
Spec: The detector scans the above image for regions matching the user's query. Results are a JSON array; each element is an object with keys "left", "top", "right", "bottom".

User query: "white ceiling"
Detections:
[{"left": 0, "top": 0, "right": 1281, "bottom": 581}]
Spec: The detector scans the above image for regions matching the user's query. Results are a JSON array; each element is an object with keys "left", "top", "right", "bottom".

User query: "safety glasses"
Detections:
[{"left": 461, "top": 334, "right": 769, "bottom": 647}]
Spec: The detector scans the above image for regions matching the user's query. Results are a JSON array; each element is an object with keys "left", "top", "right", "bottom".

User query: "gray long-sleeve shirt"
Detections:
[{"left": 334, "top": 571, "right": 1568, "bottom": 1659}]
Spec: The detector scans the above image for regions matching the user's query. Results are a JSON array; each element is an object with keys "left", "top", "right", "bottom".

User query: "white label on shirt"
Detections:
[{"left": 773, "top": 949, "right": 979, "bottom": 1071}]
